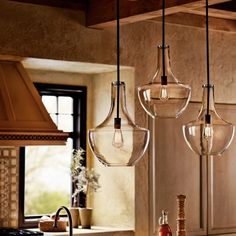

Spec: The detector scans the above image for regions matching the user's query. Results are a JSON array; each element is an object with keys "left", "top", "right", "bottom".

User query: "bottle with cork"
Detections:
[{"left": 158, "top": 210, "right": 172, "bottom": 236}]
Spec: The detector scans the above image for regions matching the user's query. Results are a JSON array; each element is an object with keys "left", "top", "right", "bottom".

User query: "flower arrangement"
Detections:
[{"left": 70, "top": 148, "right": 100, "bottom": 207}]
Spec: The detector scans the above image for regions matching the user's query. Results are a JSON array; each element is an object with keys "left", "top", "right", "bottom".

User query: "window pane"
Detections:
[
  {"left": 24, "top": 139, "right": 73, "bottom": 216},
  {"left": 50, "top": 114, "right": 57, "bottom": 125},
  {"left": 42, "top": 96, "right": 57, "bottom": 114},
  {"left": 58, "top": 114, "right": 73, "bottom": 132},
  {"left": 59, "top": 97, "right": 73, "bottom": 114}
]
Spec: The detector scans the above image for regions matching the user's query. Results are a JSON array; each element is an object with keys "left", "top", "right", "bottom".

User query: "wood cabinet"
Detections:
[{"left": 151, "top": 102, "right": 236, "bottom": 235}]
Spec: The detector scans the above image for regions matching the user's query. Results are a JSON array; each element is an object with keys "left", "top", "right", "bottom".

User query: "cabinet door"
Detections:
[
  {"left": 152, "top": 103, "right": 236, "bottom": 236},
  {"left": 208, "top": 104, "right": 236, "bottom": 235},
  {"left": 154, "top": 103, "right": 207, "bottom": 236}
]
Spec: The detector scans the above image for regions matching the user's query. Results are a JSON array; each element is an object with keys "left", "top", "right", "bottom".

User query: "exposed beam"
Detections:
[
  {"left": 151, "top": 12, "right": 236, "bottom": 32},
  {"left": 184, "top": 7, "right": 236, "bottom": 20},
  {"left": 8, "top": 0, "right": 86, "bottom": 10},
  {"left": 86, "top": 0, "right": 230, "bottom": 29}
]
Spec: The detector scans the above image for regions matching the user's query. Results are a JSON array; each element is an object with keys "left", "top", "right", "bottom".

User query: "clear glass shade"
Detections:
[
  {"left": 138, "top": 45, "right": 191, "bottom": 118},
  {"left": 88, "top": 81, "right": 150, "bottom": 166},
  {"left": 183, "top": 85, "right": 235, "bottom": 156}
]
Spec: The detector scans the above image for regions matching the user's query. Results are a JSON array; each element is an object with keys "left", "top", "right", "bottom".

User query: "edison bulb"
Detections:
[
  {"left": 88, "top": 81, "right": 150, "bottom": 166},
  {"left": 159, "top": 85, "right": 169, "bottom": 101},
  {"left": 202, "top": 123, "right": 214, "bottom": 154},
  {"left": 183, "top": 85, "right": 235, "bottom": 156},
  {"left": 138, "top": 45, "right": 191, "bottom": 118},
  {"left": 112, "top": 128, "right": 124, "bottom": 148},
  {"left": 203, "top": 123, "right": 213, "bottom": 140}
]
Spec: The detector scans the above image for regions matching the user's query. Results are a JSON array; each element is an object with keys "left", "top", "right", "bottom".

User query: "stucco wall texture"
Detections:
[
  {"left": 1, "top": 0, "right": 236, "bottom": 105},
  {"left": 1, "top": 1, "right": 236, "bottom": 235},
  {"left": 0, "top": 1, "right": 236, "bottom": 104}
]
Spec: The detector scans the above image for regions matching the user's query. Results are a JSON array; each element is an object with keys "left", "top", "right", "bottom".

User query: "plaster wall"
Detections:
[
  {"left": 0, "top": 1, "right": 236, "bottom": 235},
  {"left": 90, "top": 69, "right": 135, "bottom": 228},
  {"left": 1, "top": 1, "right": 236, "bottom": 104},
  {"left": 27, "top": 67, "right": 135, "bottom": 228}
]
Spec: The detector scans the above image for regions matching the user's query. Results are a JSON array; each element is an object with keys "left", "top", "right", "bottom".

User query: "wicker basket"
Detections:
[{"left": 38, "top": 220, "right": 67, "bottom": 232}]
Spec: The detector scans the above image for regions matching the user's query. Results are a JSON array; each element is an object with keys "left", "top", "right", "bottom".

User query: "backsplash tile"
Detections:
[{"left": 0, "top": 147, "right": 19, "bottom": 228}]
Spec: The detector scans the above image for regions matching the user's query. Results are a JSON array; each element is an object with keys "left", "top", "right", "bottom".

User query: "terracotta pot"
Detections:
[
  {"left": 79, "top": 208, "right": 92, "bottom": 229},
  {"left": 69, "top": 207, "right": 80, "bottom": 228}
]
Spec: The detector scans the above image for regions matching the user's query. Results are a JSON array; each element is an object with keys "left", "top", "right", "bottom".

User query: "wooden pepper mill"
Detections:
[{"left": 176, "top": 195, "right": 186, "bottom": 236}]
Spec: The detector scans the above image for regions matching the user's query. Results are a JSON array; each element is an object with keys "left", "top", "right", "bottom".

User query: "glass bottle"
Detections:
[
  {"left": 88, "top": 81, "right": 150, "bottom": 166},
  {"left": 183, "top": 84, "right": 235, "bottom": 156},
  {"left": 138, "top": 45, "right": 191, "bottom": 118},
  {"left": 158, "top": 210, "right": 172, "bottom": 236}
]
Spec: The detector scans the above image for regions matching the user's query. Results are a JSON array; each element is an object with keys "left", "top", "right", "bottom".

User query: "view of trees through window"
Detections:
[
  {"left": 24, "top": 93, "right": 79, "bottom": 216},
  {"left": 24, "top": 144, "right": 71, "bottom": 215}
]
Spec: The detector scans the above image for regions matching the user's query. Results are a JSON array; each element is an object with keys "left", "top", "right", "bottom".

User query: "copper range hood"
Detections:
[{"left": 0, "top": 60, "right": 68, "bottom": 146}]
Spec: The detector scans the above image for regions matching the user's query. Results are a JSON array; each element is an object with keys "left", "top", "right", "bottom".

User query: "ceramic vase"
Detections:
[
  {"left": 69, "top": 207, "right": 80, "bottom": 228},
  {"left": 79, "top": 208, "right": 92, "bottom": 229}
]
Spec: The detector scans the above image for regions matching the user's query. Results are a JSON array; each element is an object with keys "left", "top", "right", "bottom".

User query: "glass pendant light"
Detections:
[
  {"left": 183, "top": 0, "right": 235, "bottom": 156},
  {"left": 138, "top": 0, "right": 191, "bottom": 119},
  {"left": 88, "top": 0, "right": 150, "bottom": 166}
]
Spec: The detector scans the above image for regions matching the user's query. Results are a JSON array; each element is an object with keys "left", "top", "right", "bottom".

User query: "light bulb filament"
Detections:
[
  {"left": 202, "top": 123, "right": 214, "bottom": 154},
  {"left": 112, "top": 128, "right": 124, "bottom": 148},
  {"left": 204, "top": 124, "right": 213, "bottom": 140},
  {"left": 159, "top": 85, "right": 169, "bottom": 101}
]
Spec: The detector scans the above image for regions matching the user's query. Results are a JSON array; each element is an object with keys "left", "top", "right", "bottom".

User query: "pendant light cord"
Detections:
[
  {"left": 161, "top": 0, "right": 167, "bottom": 85},
  {"left": 115, "top": 0, "right": 121, "bottom": 128},
  {"left": 162, "top": 0, "right": 166, "bottom": 76},
  {"left": 206, "top": 0, "right": 210, "bottom": 122}
]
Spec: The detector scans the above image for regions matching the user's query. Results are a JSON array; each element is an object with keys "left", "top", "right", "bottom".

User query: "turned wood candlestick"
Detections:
[{"left": 176, "top": 195, "right": 186, "bottom": 236}]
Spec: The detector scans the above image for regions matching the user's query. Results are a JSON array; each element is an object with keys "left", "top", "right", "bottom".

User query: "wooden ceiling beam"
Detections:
[
  {"left": 151, "top": 12, "right": 236, "bottom": 32},
  {"left": 183, "top": 7, "right": 236, "bottom": 21},
  {"left": 86, "top": 0, "right": 230, "bottom": 29}
]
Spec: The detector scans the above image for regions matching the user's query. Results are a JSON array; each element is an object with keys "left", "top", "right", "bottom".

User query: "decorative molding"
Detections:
[
  {"left": 0, "top": 133, "right": 68, "bottom": 141},
  {"left": 0, "top": 147, "right": 19, "bottom": 228}
]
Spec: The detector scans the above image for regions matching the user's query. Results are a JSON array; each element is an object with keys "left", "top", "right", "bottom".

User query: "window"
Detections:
[{"left": 19, "top": 84, "right": 87, "bottom": 227}]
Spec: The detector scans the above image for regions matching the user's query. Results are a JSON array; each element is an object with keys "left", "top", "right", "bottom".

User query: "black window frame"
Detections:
[{"left": 18, "top": 83, "right": 87, "bottom": 228}]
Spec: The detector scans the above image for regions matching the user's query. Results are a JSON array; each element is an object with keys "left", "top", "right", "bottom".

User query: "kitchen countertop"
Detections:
[{"left": 31, "top": 226, "right": 134, "bottom": 236}]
